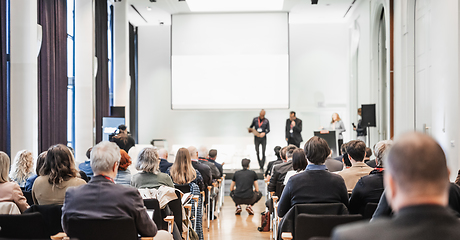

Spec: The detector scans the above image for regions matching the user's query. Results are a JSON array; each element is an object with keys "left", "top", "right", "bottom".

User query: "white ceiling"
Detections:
[{"left": 127, "top": 0, "right": 358, "bottom": 26}]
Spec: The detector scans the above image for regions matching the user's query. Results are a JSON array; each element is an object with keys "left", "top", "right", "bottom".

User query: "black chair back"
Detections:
[
  {"left": 363, "top": 202, "right": 378, "bottom": 219},
  {"left": 0, "top": 212, "right": 49, "bottom": 239},
  {"left": 174, "top": 183, "right": 191, "bottom": 194},
  {"left": 143, "top": 198, "right": 163, "bottom": 229},
  {"left": 23, "top": 204, "right": 63, "bottom": 236},
  {"left": 21, "top": 190, "right": 34, "bottom": 206},
  {"left": 66, "top": 217, "right": 138, "bottom": 240},
  {"left": 168, "top": 195, "right": 184, "bottom": 233},
  {"left": 295, "top": 214, "right": 363, "bottom": 239}
]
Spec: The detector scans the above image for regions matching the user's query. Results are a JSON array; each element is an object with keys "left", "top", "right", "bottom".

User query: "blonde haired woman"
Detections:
[
  {"left": 330, "top": 112, "right": 346, "bottom": 151},
  {"left": 10, "top": 150, "right": 34, "bottom": 188},
  {"left": 167, "top": 148, "right": 204, "bottom": 240},
  {"left": 32, "top": 144, "right": 86, "bottom": 205},
  {"left": 0, "top": 151, "right": 29, "bottom": 212}
]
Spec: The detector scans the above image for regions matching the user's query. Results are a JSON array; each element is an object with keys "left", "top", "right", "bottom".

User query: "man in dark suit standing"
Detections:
[
  {"left": 249, "top": 109, "right": 270, "bottom": 170},
  {"left": 333, "top": 132, "right": 460, "bottom": 240},
  {"left": 62, "top": 141, "right": 170, "bottom": 239},
  {"left": 285, "top": 111, "right": 302, "bottom": 148}
]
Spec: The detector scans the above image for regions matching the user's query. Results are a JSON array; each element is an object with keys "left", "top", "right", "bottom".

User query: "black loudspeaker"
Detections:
[
  {"left": 110, "top": 106, "right": 125, "bottom": 117},
  {"left": 361, "top": 104, "right": 376, "bottom": 127}
]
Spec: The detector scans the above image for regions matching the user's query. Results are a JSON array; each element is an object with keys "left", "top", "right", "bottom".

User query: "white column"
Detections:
[
  {"left": 74, "top": 0, "right": 95, "bottom": 163},
  {"left": 113, "top": 0, "right": 130, "bottom": 128},
  {"left": 10, "top": 0, "right": 38, "bottom": 157}
]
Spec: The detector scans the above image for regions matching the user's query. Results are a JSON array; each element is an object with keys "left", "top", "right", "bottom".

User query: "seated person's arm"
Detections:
[
  {"left": 277, "top": 183, "right": 291, "bottom": 218},
  {"left": 253, "top": 180, "right": 259, "bottom": 192},
  {"left": 230, "top": 181, "right": 236, "bottom": 192},
  {"left": 268, "top": 168, "right": 279, "bottom": 192}
]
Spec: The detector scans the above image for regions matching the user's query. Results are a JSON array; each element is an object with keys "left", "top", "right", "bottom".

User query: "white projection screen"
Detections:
[{"left": 171, "top": 13, "right": 289, "bottom": 109}]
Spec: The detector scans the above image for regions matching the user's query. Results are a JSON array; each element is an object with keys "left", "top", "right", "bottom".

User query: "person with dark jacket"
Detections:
[
  {"left": 285, "top": 111, "right": 303, "bottom": 148},
  {"left": 348, "top": 140, "right": 393, "bottom": 215},
  {"left": 158, "top": 148, "right": 173, "bottom": 173},
  {"left": 188, "top": 146, "right": 212, "bottom": 189},
  {"left": 110, "top": 125, "right": 135, "bottom": 153},
  {"left": 333, "top": 133, "right": 460, "bottom": 240},
  {"left": 277, "top": 137, "right": 348, "bottom": 218},
  {"left": 268, "top": 145, "right": 297, "bottom": 197},
  {"left": 265, "top": 146, "right": 283, "bottom": 178}
]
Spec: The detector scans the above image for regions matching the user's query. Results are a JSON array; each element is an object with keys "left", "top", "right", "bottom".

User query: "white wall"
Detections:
[{"left": 137, "top": 20, "right": 349, "bottom": 169}]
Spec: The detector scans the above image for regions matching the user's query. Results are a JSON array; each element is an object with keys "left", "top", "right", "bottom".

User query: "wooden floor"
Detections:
[{"left": 205, "top": 196, "right": 271, "bottom": 240}]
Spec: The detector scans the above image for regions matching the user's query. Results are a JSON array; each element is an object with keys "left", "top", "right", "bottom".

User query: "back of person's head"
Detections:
[
  {"left": 274, "top": 146, "right": 281, "bottom": 159},
  {"left": 36, "top": 151, "right": 47, "bottom": 176},
  {"left": 118, "top": 150, "right": 132, "bottom": 171},
  {"left": 118, "top": 124, "right": 127, "bottom": 131},
  {"left": 198, "top": 146, "right": 208, "bottom": 158},
  {"left": 292, "top": 149, "right": 307, "bottom": 171},
  {"left": 136, "top": 147, "right": 159, "bottom": 173},
  {"left": 85, "top": 147, "right": 92, "bottom": 160},
  {"left": 374, "top": 140, "right": 393, "bottom": 167},
  {"left": 209, "top": 149, "right": 218, "bottom": 159},
  {"left": 241, "top": 158, "right": 250, "bottom": 170},
  {"left": 346, "top": 140, "right": 366, "bottom": 162},
  {"left": 41, "top": 144, "right": 79, "bottom": 185},
  {"left": 341, "top": 142, "right": 348, "bottom": 155},
  {"left": 386, "top": 132, "right": 449, "bottom": 198},
  {"left": 286, "top": 145, "right": 298, "bottom": 159},
  {"left": 170, "top": 148, "right": 196, "bottom": 184},
  {"left": 304, "top": 136, "right": 330, "bottom": 165},
  {"left": 11, "top": 150, "right": 33, "bottom": 183},
  {"left": 90, "top": 141, "right": 121, "bottom": 175},
  {"left": 0, "top": 151, "right": 10, "bottom": 183},
  {"left": 158, "top": 148, "right": 168, "bottom": 159},
  {"left": 280, "top": 146, "right": 287, "bottom": 161},
  {"left": 365, "top": 147, "right": 372, "bottom": 159},
  {"left": 187, "top": 146, "right": 198, "bottom": 159}
]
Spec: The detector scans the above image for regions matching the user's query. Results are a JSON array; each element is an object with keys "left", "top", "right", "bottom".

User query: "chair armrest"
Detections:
[
  {"left": 50, "top": 232, "right": 69, "bottom": 240},
  {"left": 281, "top": 232, "right": 293, "bottom": 240},
  {"left": 272, "top": 196, "right": 279, "bottom": 204},
  {"left": 164, "top": 216, "right": 174, "bottom": 234}
]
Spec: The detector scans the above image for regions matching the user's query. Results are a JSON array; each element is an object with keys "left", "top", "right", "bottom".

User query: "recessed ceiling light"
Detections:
[
  {"left": 186, "top": 0, "right": 284, "bottom": 12},
  {"left": 147, "top": 6, "right": 152, "bottom": 11}
]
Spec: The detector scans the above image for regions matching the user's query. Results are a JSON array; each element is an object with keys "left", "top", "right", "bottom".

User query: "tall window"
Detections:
[{"left": 67, "top": 0, "right": 75, "bottom": 149}]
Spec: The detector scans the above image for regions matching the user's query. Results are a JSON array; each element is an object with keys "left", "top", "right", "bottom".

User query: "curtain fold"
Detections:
[
  {"left": 0, "top": 0, "right": 8, "bottom": 155},
  {"left": 37, "top": 0, "right": 68, "bottom": 153},
  {"left": 95, "top": 0, "right": 109, "bottom": 144}
]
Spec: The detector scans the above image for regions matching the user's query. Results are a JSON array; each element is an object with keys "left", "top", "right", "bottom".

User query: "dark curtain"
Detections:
[
  {"left": 129, "top": 23, "right": 138, "bottom": 142},
  {"left": 0, "top": 0, "right": 8, "bottom": 155},
  {"left": 37, "top": 0, "right": 68, "bottom": 153},
  {"left": 95, "top": 0, "right": 109, "bottom": 143}
]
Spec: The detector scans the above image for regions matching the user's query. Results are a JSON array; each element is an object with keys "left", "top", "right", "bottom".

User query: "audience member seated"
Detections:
[
  {"left": 268, "top": 145, "right": 297, "bottom": 196},
  {"left": 364, "top": 147, "right": 376, "bottom": 168},
  {"left": 340, "top": 142, "right": 352, "bottom": 168},
  {"left": 230, "top": 158, "right": 262, "bottom": 215},
  {"left": 325, "top": 150, "right": 343, "bottom": 172},
  {"left": 338, "top": 140, "right": 373, "bottom": 193},
  {"left": 62, "top": 141, "right": 171, "bottom": 239},
  {"left": 283, "top": 149, "right": 307, "bottom": 185},
  {"left": 188, "top": 146, "right": 213, "bottom": 186},
  {"left": 131, "top": 147, "right": 174, "bottom": 189},
  {"left": 456, "top": 169, "right": 460, "bottom": 187},
  {"left": 110, "top": 124, "right": 136, "bottom": 154},
  {"left": 78, "top": 147, "right": 93, "bottom": 178},
  {"left": 195, "top": 147, "right": 220, "bottom": 180},
  {"left": 115, "top": 149, "right": 132, "bottom": 186},
  {"left": 32, "top": 144, "right": 86, "bottom": 205},
  {"left": 167, "top": 148, "right": 203, "bottom": 240},
  {"left": 333, "top": 132, "right": 460, "bottom": 240},
  {"left": 278, "top": 137, "right": 348, "bottom": 218},
  {"left": 204, "top": 148, "right": 223, "bottom": 178},
  {"left": 25, "top": 151, "right": 47, "bottom": 192},
  {"left": 0, "top": 151, "right": 29, "bottom": 212},
  {"left": 158, "top": 148, "right": 173, "bottom": 173},
  {"left": 348, "top": 140, "right": 393, "bottom": 215},
  {"left": 265, "top": 146, "right": 283, "bottom": 178},
  {"left": 10, "top": 150, "right": 34, "bottom": 188}
]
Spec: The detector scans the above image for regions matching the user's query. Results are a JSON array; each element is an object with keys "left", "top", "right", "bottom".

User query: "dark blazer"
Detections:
[
  {"left": 206, "top": 158, "right": 223, "bottom": 177},
  {"left": 191, "top": 160, "right": 212, "bottom": 187},
  {"left": 277, "top": 169, "right": 348, "bottom": 218},
  {"left": 333, "top": 205, "right": 460, "bottom": 240},
  {"left": 268, "top": 161, "right": 293, "bottom": 194},
  {"left": 285, "top": 118, "right": 303, "bottom": 145},
  {"left": 199, "top": 159, "right": 221, "bottom": 179},
  {"left": 348, "top": 169, "right": 384, "bottom": 215},
  {"left": 265, "top": 158, "right": 283, "bottom": 177},
  {"left": 61, "top": 175, "right": 157, "bottom": 237},
  {"left": 159, "top": 158, "right": 173, "bottom": 173}
]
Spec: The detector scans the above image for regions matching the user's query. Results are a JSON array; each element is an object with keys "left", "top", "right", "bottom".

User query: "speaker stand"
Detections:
[{"left": 367, "top": 126, "right": 371, "bottom": 147}]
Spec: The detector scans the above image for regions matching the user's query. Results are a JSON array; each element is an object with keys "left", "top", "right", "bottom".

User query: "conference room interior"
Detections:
[{"left": 2, "top": 0, "right": 460, "bottom": 239}]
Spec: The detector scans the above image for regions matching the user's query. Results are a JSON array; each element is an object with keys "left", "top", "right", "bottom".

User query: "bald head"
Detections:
[
  {"left": 158, "top": 148, "right": 168, "bottom": 159},
  {"left": 198, "top": 146, "right": 208, "bottom": 158},
  {"left": 259, "top": 110, "right": 265, "bottom": 119},
  {"left": 386, "top": 132, "right": 449, "bottom": 197},
  {"left": 187, "top": 146, "right": 198, "bottom": 159}
]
